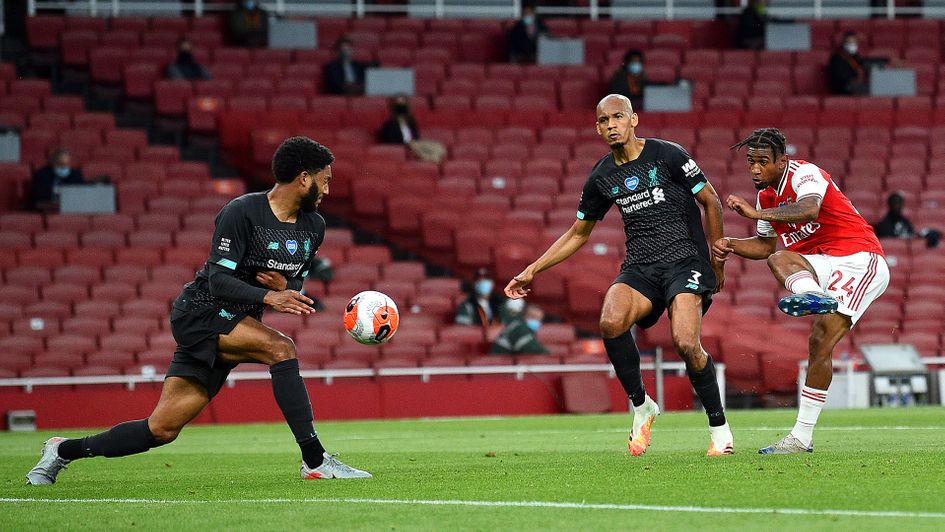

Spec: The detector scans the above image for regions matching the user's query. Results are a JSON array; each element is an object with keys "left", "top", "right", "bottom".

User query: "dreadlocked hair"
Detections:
[{"left": 730, "top": 128, "right": 788, "bottom": 159}]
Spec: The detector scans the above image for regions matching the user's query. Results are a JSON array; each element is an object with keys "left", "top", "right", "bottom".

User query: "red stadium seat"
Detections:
[
  {"left": 99, "top": 333, "right": 149, "bottom": 354},
  {"left": 112, "top": 316, "right": 162, "bottom": 336},
  {"left": 91, "top": 282, "right": 138, "bottom": 303},
  {"left": 438, "top": 325, "right": 486, "bottom": 350},
  {"left": 74, "top": 364, "right": 125, "bottom": 376},
  {"left": 41, "top": 283, "right": 89, "bottom": 304},
  {"left": 21, "top": 367, "right": 71, "bottom": 378},
  {"left": 61, "top": 315, "right": 110, "bottom": 337},
  {"left": 23, "top": 300, "right": 71, "bottom": 320},
  {"left": 11, "top": 316, "right": 61, "bottom": 339}
]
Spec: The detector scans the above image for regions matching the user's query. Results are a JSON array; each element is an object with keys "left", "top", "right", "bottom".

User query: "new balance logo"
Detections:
[
  {"left": 652, "top": 187, "right": 666, "bottom": 204},
  {"left": 682, "top": 159, "right": 701, "bottom": 178},
  {"left": 686, "top": 270, "right": 702, "bottom": 291}
]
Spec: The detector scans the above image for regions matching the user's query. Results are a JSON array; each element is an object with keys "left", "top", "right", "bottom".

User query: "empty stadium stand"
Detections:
[{"left": 2, "top": 13, "right": 943, "bottom": 408}]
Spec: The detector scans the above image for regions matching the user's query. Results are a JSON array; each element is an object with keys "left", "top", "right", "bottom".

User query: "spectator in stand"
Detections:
[
  {"left": 166, "top": 38, "right": 211, "bottom": 81},
  {"left": 378, "top": 94, "right": 446, "bottom": 163},
  {"left": 490, "top": 304, "right": 549, "bottom": 355},
  {"left": 379, "top": 94, "right": 419, "bottom": 145},
  {"left": 507, "top": 4, "right": 549, "bottom": 64},
  {"left": 607, "top": 50, "right": 647, "bottom": 112},
  {"left": 735, "top": 0, "right": 768, "bottom": 50},
  {"left": 828, "top": 31, "right": 868, "bottom": 95},
  {"left": 874, "top": 192, "right": 941, "bottom": 248},
  {"left": 227, "top": 0, "right": 269, "bottom": 48},
  {"left": 455, "top": 268, "right": 515, "bottom": 327},
  {"left": 324, "top": 36, "right": 371, "bottom": 96},
  {"left": 31, "top": 147, "right": 84, "bottom": 212}
]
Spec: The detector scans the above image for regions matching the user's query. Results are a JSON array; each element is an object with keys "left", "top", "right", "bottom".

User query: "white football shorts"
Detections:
[{"left": 802, "top": 251, "right": 889, "bottom": 326}]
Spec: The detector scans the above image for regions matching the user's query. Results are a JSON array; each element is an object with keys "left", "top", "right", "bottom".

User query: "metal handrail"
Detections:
[
  {"left": 0, "top": 360, "right": 727, "bottom": 408},
  {"left": 26, "top": 0, "right": 924, "bottom": 20}
]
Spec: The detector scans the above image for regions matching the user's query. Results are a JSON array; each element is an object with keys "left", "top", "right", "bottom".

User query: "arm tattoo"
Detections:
[{"left": 759, "top": 197, "right": 820, "bottom": 224}]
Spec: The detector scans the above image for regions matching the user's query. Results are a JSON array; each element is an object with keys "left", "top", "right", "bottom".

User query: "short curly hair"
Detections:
[
  {"left": 731, "top": 128, "right": 788, "bottom": 160},
  {"left": 271, "top": 136, "right": 334, "bottom": 184}
]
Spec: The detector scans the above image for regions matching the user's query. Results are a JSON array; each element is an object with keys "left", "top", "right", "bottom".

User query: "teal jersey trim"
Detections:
[
  {"left": 217, "top": 258, "right": 238, "bottom": 270},
  {"left": 301, "top": 270, "right": 309, "bottom": 277},
  {"left": 576, "top": 210, "right": 586, "bottom": 220},
  {"left": 691, "top": 181, "right": 707, "bottom": 195}
]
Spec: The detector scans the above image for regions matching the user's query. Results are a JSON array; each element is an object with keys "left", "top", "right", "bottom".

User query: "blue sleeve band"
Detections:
[
  {"left": 217, "top": 258, "right": 238, "bottom": 270},
  {"left": 576, "top": 211, "right": 586, "bottom": 220},
  {"left": 691, "top": 181, "right": 707, "bottom": 195}
]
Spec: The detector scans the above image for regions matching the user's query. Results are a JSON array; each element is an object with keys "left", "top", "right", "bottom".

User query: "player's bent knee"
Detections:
[
  {"left": 148, "top": 422, "right": 182, "bottom": 444},
  {"left": 266, "top": 334, "right": 297, "bottom": 364},
  {"left": 599, "top": 316, "right": 629, "bottom": 339},
  {"left": 766, "top": 250, "right": 790, "bottom": 270},
  {"left": 673, "top": 337, "right": 702, "bottom": 362}
]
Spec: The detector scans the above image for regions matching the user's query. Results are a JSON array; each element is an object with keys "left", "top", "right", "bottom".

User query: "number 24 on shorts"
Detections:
[{"left": 827, "top": 271, "right": 857, "bottom": 297}]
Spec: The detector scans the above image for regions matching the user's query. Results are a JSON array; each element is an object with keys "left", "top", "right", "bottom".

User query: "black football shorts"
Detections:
[
  {"left": 166, "top": 288, "right": 248, "bottom": 398},
  {"left": 613, "top": 254, "right": 715, "bottom": 329}
]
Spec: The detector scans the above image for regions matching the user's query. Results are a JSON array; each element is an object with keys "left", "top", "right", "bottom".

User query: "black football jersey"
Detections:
[
  {"left": 186, "top": 192, "right": 325, "bottom": 316},
  {"left": 577, "top": 138, "right": 712, "bottom": 267}
]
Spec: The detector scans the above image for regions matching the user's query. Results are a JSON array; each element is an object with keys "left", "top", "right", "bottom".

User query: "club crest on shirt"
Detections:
[
  {"left": 286, "top": 240, "right": 298, "bottom": 255},
  {"left": 647, "top": 167, "right": 658, "bottom": 185},
  {"left": 625, "top": 176, "right": 639, "bottom": 191}
]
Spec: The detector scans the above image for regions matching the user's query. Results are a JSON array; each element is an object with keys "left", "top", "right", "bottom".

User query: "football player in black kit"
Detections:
[
  {"left": 27, "top": 137, "right": 371, "bottom": 484},
  {"left": 505, "top": 95, "right": 734, "bottom": 456}
]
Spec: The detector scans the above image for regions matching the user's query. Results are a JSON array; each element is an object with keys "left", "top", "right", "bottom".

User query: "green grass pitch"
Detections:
[{"left": 2, "top": 407, "right": 945, "bottom": 530}]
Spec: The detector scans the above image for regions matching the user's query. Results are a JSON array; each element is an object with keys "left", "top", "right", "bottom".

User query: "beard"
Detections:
[
  {"left": 609, "top": 141, "right": 626, "bottom": 149},
  {"left": 300, "top": 187, "right": 321, "bottom": 213}
]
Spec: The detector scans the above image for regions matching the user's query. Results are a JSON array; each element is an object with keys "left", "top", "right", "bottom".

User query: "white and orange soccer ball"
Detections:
[{"left": 343, "top": 291, "right": 399, "bottom": 345}]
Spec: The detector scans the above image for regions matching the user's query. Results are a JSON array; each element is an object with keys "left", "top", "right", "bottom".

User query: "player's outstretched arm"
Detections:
[
  {"left": 695, "top": 182, "right": 726, "bottom": 292},
  {"left": 504, "top": 219, "right": 596, "bottom": 299},
  {"left": 713, "top": 236, "right": 777, "bottom": 261}
]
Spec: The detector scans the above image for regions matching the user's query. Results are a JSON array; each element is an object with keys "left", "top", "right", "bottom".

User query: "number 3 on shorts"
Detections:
[
  {"left": 686, "top": 270, "right": 702, "bottom": 290},
  {"left": 827, "top": 270, "right": 857, "bottom": 297}
]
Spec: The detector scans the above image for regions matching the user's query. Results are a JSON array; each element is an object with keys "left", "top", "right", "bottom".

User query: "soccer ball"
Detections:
[{"left": 343, "top": 291, "right": 400, "bottom": 345}]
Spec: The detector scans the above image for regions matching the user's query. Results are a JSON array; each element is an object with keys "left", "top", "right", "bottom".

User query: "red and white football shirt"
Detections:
[{"left": 756, "top": 160, "right": 884, "bottom": 257}]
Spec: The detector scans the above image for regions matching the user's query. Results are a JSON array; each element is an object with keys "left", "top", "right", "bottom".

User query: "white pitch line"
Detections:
[
  {"left": 328, "top": 426, "right": 945, "bottom": 441},
  {"left": 1, "top": 497, "right": 944, "bottom": 519}
]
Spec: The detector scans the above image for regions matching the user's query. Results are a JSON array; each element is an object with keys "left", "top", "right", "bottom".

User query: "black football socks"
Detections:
[
  {"left": 688, "top": 354, "right": 727, "bottom": 427},
  {"left": 270, "top": 358, "right": 325, "bottom": 468},
  {"left": 57, "top": 419, "right": 163, "bottom": 460},
  {"left": 602, "top": 329, "right": 647, "bottom": 408}
]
